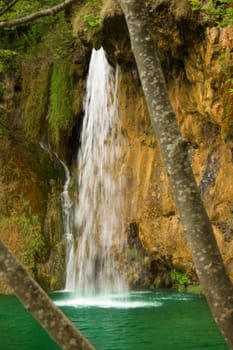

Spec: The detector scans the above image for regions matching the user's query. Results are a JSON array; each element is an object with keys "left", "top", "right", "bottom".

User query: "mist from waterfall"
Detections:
[{"left": 65, "top": 47, "right": 127, "bottom": 295}]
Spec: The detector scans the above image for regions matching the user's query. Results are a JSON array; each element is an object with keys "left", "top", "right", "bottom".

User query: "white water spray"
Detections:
[{"left": 66, "top": 48, "right": 127, "bottom": 295}]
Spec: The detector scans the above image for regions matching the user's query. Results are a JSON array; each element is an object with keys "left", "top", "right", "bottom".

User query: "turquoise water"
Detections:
[{"left": 0, "top": 291, "right": 228, "bottom": 349}]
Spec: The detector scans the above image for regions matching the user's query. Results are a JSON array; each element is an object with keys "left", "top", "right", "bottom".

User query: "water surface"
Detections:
[{"left": 0, "top": 291, "right": 228, "bottom": 349}]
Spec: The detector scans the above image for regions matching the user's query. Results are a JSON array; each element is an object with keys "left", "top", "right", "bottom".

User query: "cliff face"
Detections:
[
  {"left": 100, "top": 0, "right": 233, "bottom": 287},
  {"left": 0, "top": 42, "right": 67, "bottom": 293},
  {"left": 0, "top": 0, "right": 233, "bottom": 292}
]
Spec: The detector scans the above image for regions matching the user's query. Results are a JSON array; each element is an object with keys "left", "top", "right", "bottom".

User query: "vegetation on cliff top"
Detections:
[{"left": 189, "top": 0, "right": 233, "bottom": 26}]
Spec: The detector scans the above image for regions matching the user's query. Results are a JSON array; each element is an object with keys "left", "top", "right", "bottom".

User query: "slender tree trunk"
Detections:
[
  {"left": 0, "top": 240, "right": 96, "bottom": 350},
  {"left": 118, "top": 0, "right": 233, "bottom": 348}
]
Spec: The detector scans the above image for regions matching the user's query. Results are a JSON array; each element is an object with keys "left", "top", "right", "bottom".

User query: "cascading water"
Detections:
[
  {"left": 66, "top": 47, "right": 127, "bottom": 296},
  {"left": 60, "top": 160, "right": 75, "bottom": 290},
  {"left": 39, "top": 141, "right": 75, "bottom": 290}
]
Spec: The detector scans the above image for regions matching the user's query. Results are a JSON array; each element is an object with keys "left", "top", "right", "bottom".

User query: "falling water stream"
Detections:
[
  {"left": 60, "top": 160, "right": 75, "bottom": 289},
  {"left": 65, "top": 47, "right": 127, "bottom": 295}
]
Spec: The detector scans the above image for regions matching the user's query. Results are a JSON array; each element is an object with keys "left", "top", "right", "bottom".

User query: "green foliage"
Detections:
[
  {"left": 0, "top": 2, "right": 56, "bottom": 51},
  {"left": 73, "top": 0, "right": 102, "bottom": 36},
  {"left": 189, "top": 0, "right": 233, "bottom": 26},
  {"left": 82, "top": 0, "right": 101, "bottom": 27},
  {"left": 0, "top": 0, "right": 59, "bottom": 20},
  {"left": 83, "top": 13, "right": 100, "bottom": 28},
  {"left": 189, "top": 0, "right": 201, "bottom": 11},
  {"left": 171, "top": 270, "right": 191, "bottom": 289},
  {"left": 0, "top": 0, "right": 39, "bottom": 20},
  {"left": 48, "top": 60, "right": 74, "bottom": 147},
  {"left": 204, "top": 0, "right": 233, "bottom": 26},
  {"left": 0, "top": 1, "right": 72, "bottom": 59}
]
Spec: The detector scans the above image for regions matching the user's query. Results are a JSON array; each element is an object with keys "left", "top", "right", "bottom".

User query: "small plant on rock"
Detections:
[{"left": 171, "top": 269, "right": 191, "bottom": 290}]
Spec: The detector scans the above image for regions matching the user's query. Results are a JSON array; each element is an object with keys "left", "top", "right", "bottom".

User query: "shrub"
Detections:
[
  {"left": 189, "top": 0, "right": 233, "bottom": 26},
  {"left": 171, "top": 269, "right": 191, "bottom": 289}
]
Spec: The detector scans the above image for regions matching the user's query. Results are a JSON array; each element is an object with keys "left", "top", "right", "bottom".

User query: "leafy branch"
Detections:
[
  {"left": 0, "top": 0, "right": 81, "bottom": 28},
  {"left": 0, "top": 0, "right": 20, "bottom": 17}
]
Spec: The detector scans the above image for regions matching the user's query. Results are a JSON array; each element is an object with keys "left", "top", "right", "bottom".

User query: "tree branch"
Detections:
[
  {"left": 0, "top": 0, "right": 20, "bottom": 17},
  {"left": 0, "top": 239, "right": 96, "bottom": 350},
  {"left": 0, "top": 0, "right": 79, "bottom": 28},
  {"left": 118, "top": 0, "right": 233, "bottom": 348}
]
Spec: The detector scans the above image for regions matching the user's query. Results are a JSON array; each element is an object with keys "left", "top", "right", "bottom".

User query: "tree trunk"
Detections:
[
  {"left": 118, "top": 0, "right": 233, "bottom": 348},
  {"left": 0, "top": 240, "right": 96, "bottom": 350}
]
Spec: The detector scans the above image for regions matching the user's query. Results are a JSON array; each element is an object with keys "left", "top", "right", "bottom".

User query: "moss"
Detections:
[
  {"left": 28, "top": 143, "right": 65, "bottom": 183},
  {"left": 20, "top": 12, "right": 75, "bottom": 147},
  {"left": 0, "top": 49, "right": 20, "bottom": 71},
  {"left": 39, "top": 15, "right": 75, "bottom": 60},
  {"left": 0, "top": 214, "right": 48, "bottom": 274},
  {"left": 48, "top": 242, "right": 66, "bottom": 290},
  {"left": 73, "top": 0, "right": 103, "bottom": 46},
  {"left": 23, "top": 60, "right": 51, "bottom": 141},
  {"left": 48, "top": 60, "right": 74, "bottom": 148}
]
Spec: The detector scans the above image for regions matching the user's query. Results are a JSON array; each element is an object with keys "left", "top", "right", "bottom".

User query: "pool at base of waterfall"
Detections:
[{"left": 0, "top": 290, "right": 228, "bottom": 350}]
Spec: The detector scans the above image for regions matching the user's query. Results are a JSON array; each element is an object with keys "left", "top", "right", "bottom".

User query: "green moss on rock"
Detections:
[
  {"left": 48, "top": 60, "right": 74, "bottom": 148},
  {"left": 23, "top": 60, "right": 51, "bottom": 141},
  {"left": 0, "top": 214, "right": 48, "bottom": 274}
]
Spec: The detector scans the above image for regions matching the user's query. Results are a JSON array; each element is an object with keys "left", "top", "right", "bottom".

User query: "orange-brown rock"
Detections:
[{"left": 103, "top": 5, "right": 233, "bottom": 286}]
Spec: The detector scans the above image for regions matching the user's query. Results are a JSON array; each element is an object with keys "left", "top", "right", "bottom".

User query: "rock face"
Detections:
[
  {"left": 101, "top": 1, "right": 233, "bottom": 287},
  {"left": 0, "top": 0, "right": 233, "bottom": 292},
  {"left": 0, "top": 71, "right": 66, "bottom": 292}
]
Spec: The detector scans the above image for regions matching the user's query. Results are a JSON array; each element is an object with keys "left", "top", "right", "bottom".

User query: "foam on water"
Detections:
[
  {"left": 53, "top": 290, "right": 196, "bottom": 309},
  {"left": 54, "top": 295, "right": 162, "bottom": 309}
]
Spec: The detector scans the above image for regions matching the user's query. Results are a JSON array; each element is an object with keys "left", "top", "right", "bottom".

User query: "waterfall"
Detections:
[
  {"left": 60, "top": 160, "right": 75, "bottom": 290},
  {"left": 66, "top": 47, "right": 127, "bottom": 296}
]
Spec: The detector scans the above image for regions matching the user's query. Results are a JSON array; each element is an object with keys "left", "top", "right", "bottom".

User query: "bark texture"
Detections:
[
  {"left": 118, "top": 0, "right": 233, "bottom": 348},
  {"left": 0, "top": 0, "right": 79, "bottom": 28},
  {"left": 0, "top": 240, "right": 96, "bottom": 350}
]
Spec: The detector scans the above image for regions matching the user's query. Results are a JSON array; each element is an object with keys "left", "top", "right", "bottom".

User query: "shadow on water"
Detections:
[{"left": 0, "top": 291, "right": 228, "bottom": 350}]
